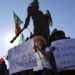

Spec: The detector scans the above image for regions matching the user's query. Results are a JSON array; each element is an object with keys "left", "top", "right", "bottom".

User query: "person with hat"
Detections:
[{"left": 32, "top": 35, "right": 52, "bottom": 75}]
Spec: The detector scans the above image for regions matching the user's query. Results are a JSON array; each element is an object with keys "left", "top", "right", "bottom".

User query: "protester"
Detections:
[
  {"left": 32, "top": 35, "right": 52, "bottom": 75},
  {"left": 47, "top": 28, "right": 70, "bottom": 75},
  {"left": 0, "top": 58, "right": 7, "bottom": 75}
]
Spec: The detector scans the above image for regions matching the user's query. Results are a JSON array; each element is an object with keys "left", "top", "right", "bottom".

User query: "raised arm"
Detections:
[{"left": 24, "top": 6, "right": 31, "bottom": 28}]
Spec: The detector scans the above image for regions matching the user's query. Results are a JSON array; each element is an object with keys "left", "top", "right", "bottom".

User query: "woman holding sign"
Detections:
[{"left": 33, "top": 35, "right": 52, "bottom": 75}]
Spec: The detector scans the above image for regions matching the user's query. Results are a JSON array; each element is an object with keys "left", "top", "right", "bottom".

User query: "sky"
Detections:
[{"left": 0, "top": 0, "right": 75, "bottom": 65}]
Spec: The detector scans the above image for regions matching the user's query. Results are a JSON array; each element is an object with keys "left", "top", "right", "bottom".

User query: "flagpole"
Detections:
[{"left": 10, "top": 27, "right": 25, "bottom": 43}]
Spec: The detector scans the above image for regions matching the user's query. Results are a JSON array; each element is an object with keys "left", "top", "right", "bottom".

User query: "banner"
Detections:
[
  {"left": 51, "top": 39, "right": 75, "bottom": 70},
  {"left": 8, "top": 39, "right": 37, "bottom": 74}
]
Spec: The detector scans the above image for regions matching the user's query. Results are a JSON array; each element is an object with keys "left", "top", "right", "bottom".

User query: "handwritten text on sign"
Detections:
[
  {"left": 51, "top": 39, "right": 75, "bottom": 69},
  {"left": 8, "top": 39, "right": 37, "bottom": 74}
]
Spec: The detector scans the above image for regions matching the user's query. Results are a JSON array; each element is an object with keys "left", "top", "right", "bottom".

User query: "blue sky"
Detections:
[{"left": 0, "top": 0, "right": 75, "bottom": 58}]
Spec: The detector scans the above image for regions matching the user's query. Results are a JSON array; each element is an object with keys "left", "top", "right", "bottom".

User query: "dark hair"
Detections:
[{"left": 47, "top": 29, "right": 66, "bottom": 46}]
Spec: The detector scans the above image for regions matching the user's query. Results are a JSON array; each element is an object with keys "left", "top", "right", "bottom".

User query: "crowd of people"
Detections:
[
  {"left": 0, "top": 28, "right": 71, "bottom": 75},
  {"left": 0, "top": 0, "right": 73, "bottom": 75}
]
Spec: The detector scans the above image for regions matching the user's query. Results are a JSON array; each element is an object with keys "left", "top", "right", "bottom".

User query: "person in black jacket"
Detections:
[
  {"left": 48, "top": 29, "right": 70, "bottom": 75},
  {"left": 0, "top": 58, "right": 7, "bottom": 75}
]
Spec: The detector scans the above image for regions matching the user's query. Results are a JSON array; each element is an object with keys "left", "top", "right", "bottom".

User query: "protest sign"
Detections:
[
  {"left": 51, "top": 39, "right": 75, "bottom": 70},
  {"left": 8, "top": 39, "right": 37, "bottom": 74}
]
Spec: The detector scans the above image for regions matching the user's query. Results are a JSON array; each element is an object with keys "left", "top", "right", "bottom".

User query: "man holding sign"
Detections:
[{"left": 48, "top": 29, "right": 70, "bottom": 75}]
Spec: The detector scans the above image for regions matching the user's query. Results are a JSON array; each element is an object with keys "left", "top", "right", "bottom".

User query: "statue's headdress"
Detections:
[{"left": 29, "top": 0, "right": 39, "bottom": 9}]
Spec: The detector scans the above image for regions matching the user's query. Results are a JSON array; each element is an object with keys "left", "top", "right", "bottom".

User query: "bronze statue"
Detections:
[
  {"left": 24, "top": 0, "right": 52, "bottom": 40},
  {"left": 10, "top": 0, "right": 53, "bottom": 43}
]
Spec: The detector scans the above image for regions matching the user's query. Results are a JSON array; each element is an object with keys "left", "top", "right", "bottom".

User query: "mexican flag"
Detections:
[
  {"left": 0, "top": 58, "right": 4, "bottom": 64},
  {"left": 13, "top": 12, "right": 23, "bottom": 35}
]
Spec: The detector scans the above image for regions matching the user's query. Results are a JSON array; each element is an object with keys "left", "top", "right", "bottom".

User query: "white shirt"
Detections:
[
  {"left": 33, "top": 47, "right": 52, "bottom": 71},
  {"left": 33, "top": 51, "right": 43, "bottom": 71}
]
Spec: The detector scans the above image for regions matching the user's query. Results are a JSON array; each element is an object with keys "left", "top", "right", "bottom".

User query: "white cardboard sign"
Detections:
[
  {"left": 8, "top": 39, "right": 37, "bottom": 74},
  {"left": 51, "top": 39, "right": 75, "bottom": 70}
]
